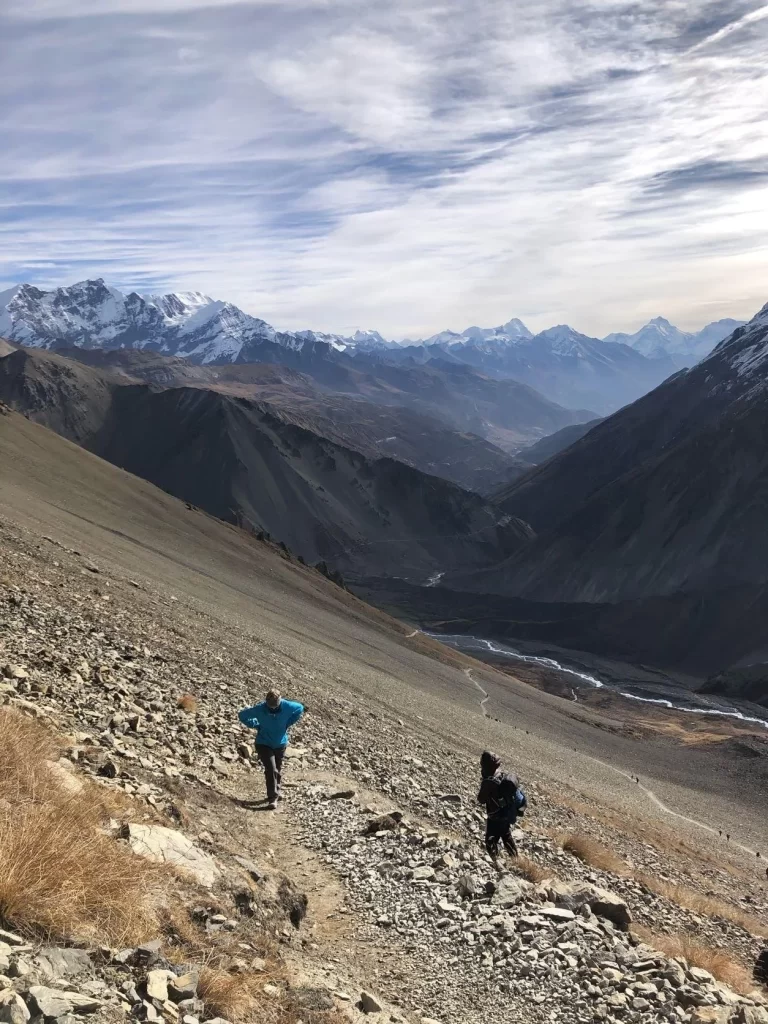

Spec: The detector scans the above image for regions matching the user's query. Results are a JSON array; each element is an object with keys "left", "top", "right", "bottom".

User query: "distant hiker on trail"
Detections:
[
  {"left": 238, "top": 689, "right": 304, "bottom": 810},
  {"left": 477, "top": 750, "right": 527, "bottom": 861}
]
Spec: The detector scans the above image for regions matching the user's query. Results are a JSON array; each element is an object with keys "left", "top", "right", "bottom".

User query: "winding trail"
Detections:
[
  {"left": 465, "top": 667, "right": 490, "bottom": 717},
  {"left": 405, "top": 630, "right": 419, "bottom": 638},
  {"left": 577, "top": 752, "right": 758, "bottom": 858}
]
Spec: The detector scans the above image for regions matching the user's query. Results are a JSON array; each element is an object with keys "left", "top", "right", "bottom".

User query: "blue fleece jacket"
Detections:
[{"left": 238, "top": 698, "right": 304, "bottom": 748}]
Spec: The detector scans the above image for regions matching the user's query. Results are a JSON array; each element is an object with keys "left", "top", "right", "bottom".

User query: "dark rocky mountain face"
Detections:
[
  {"left": 438, "top": 304, "right": 768, "bottom": 676},
  {"left": 0, "top": 344, "right": 533, "bottom": 577},
  {"left": 60, "top": 343, "right": 591, "bottom": 462},
  {"left": 702, "top": 664, "right": 768, "bottom": 708}
]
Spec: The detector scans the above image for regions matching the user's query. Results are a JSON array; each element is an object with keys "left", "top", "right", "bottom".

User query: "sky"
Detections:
[{"left": 1, "top": 0, "right": 768, "bottom": 339}]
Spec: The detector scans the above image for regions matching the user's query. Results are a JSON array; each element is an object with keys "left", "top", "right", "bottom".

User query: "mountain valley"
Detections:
[{"left": 2, "top": 282, "right": 767, "bottom": 705}]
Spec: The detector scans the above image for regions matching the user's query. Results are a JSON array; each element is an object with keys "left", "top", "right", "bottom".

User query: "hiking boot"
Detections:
[{"left": 267, "top": 800, "right": 277, "bottom": 810}]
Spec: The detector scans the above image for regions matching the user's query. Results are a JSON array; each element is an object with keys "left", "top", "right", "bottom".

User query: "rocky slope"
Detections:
[{"left": 0, "top": 439, "right": 767, "bottom": 1024}]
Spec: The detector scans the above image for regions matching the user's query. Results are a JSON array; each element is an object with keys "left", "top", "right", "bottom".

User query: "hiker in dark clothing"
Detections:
[
  {"left": 238, "top": 689, "right": 304, "bottom": 809},
  {"left": 477, "top": 750, "right": 527, "bottom": 860}
]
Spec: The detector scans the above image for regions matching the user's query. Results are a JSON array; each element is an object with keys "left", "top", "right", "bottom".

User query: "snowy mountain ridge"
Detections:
[{"left": 0, "top": 277, "right": 746, "bottom": 368}]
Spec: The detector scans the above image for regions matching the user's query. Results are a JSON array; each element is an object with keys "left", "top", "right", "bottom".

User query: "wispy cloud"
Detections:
[{"left": 1, "top": 0, "right": 767, "bottom": 337}]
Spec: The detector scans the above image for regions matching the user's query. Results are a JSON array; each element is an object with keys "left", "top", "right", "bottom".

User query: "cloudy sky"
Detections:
[{"left": 2, "top": 0, "right": 768, "bottom": 338}]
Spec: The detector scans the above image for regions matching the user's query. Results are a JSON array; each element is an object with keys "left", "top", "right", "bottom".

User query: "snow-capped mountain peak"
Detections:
[{"left": 603, "top": 315, "right": 745, "bottom": 362}]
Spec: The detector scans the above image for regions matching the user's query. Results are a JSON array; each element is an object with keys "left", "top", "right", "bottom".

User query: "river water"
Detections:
[{"left": 424, "top": 631, "right": 768, "bottom": 730}]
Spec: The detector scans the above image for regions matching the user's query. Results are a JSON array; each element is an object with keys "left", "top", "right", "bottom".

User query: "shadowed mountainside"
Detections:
[{"left": 0, "top": 344, "right": 532, "bottom": 576}]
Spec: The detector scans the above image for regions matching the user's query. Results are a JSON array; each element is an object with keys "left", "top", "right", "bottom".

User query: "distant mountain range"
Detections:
[
  {"left": 438, "top": 301, "right": 768, "bottom": 686},
  {"left": 0, "top": 279, "right": 745, "bottom": 414}
]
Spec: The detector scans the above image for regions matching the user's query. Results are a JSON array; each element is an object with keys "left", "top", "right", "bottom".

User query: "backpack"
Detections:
[{"left": 489, "top": 773, "right": 527, "bottom": 816}]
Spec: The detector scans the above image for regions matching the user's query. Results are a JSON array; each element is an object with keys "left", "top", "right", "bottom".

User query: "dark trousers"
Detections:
[
  {"left": 485, "top": 814, "right": 518, "bottom": 858},
  {"left": 255, "top": 744, "right": 286, "bottom": 802}
]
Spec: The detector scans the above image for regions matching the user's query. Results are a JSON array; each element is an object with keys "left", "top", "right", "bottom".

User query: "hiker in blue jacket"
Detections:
[{"left": 238, "top": 689, "right": 304, "bottom": 809}]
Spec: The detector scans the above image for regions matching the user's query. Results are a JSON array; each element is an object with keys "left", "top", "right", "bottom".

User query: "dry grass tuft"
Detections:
[
  {"left": 0, "top": 708, "right": 60, "bottom": 801},
  {"left": 560, "top": 833, "right": 627, "bottom": 875},
  {"left": 177, "top": 693, "right": 198, "bottom": 714},
  {"left": 635, "top": 874, "right": 768, "bottom": 938},
  {"left": 198, "top": 967, "right": 263, "bottom": 1022},
  {"left": 514, "top": 855, "right": 551, "bottom": 884},
  {"left": 633, "top": 926, "right": 755, "bottom": 994},
  {"left": 0, "top": 708, "right": 163, "bottom": 944}
]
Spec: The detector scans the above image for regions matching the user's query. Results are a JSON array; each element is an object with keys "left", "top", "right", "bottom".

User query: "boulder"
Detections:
[
  {"left": 145, "top": 970, "right": 173, "bottom": 1002},
  {"left": 35, "top": 948, "right": 91, "bottom": 981},
  {"left": 491, "top": 875, "right": 532, "bottom": 908},
  {"left": 122, "top": 824, "right": 220, "bottom": 887},
  {"left": 360, "top": 992, "right": 383, "bottom": 1014},
  {"left": 168, "top": 974, "right": 199, "bottom": 1003},
  {"left": 0, "top": 991, "right": 30, "bottom": 1024},
  {"left": 26, "top": 987, "right": 74, "bottom": 1018},
  {"left": 546, "top": 881, "right": 631, "bottom": 930}
]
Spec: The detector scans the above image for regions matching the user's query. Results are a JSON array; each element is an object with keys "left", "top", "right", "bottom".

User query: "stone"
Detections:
[
  {"left": 735, "top": 1011, "right": 768, "bottom": 1024},
  {"left": 45, "top": 761, "right": 85, "bottom": 796},
  {"left": 2, "top": 666, "right": 28, "bottom": 681},
  {"left": 327, "top": 790, "right": 356, "bottom": 800},
  {"left": 688, "top": 967, "right": 715, "bottom": 984},
  {"left": 540, "top": 907, "right": 575, "bottom": 921},
  {"left": 233, "top": 855, "right": 262, "bottom": 881},
  {"left": 0, "top": 934, "right": 23, "bottom": 949},
  {"left": 123, "top": 824, "right": 220, "bottom": 887},
  {"left": 63, "top": 993, "right": 103, "bottom": 1014},
  {"left": 35, "top": 948, "right": 92, "bottom": 981},
  {"left": 411, "top": 866, "right": 435, "bottom": 881},
  {"left": 587, "top": 888, "right": 632, "bottom": 930},
  {"left": 689, "top": 1009, "right": 731, "bottom": 1024},
  {"left": 146, "top": 970, "right": 173, "bottom": 1002},
  {"left": 492, "top": 876, "right": 533, "bottom": 908},
  {"left": 0, "top": 991, "right": 30, "bottom": 1024},
  {"left": 168, "top": 974, "right": 198, "bottom": 1003},
  {"left": 26, "top": 987, "right": 74, "bottom": 1018},
  {"left": 360, "top": 992, "right": 383, "bottom": 1014}
]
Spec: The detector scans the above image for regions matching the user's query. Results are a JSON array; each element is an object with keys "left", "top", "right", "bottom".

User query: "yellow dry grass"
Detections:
[
  {"left": 177, "top": 693, "right": 199, "bottom": 713},
  {"left": 634, "top": 874, "right": 767, "bottom": 939},
  {"left": 514, "top": 855, "right": 551, "bottom": 884},
  {"left": 0, "top": 708, "right": 163, "bottom": 944},
  {"left": 559, "top": 832, "right": 627, "bottom": 874},
  {"left": 198, "top": 967, "right": 264, "bottom": 1022},
  {"left": 633, "top": 926, "right": 756, "bottom": 994}
]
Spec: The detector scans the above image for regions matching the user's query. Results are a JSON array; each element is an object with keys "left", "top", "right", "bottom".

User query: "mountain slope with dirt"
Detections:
[{"left": 0, "top": 407, "right": 767, "bottom": 1024}]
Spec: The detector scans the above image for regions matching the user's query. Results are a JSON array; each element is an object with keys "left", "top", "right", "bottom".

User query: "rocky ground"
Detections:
[{"left": 1, "top": 511, "right": 767, "bottom": 1024}]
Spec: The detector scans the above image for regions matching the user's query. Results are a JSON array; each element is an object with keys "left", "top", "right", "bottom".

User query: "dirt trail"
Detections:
[
  {"left": 583, "top": 752, "right": 759, "bottom": 858},
  {"left": 465, "top": 667, "right": 490, "bottom": 717},
  {"left": 201, "top": 762, "right": 441, "bottom": 1012}
]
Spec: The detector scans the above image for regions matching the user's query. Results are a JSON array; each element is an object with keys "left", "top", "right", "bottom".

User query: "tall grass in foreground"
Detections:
[{"left": 0, "top": 708, "right": 162, "bottom": 943}]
